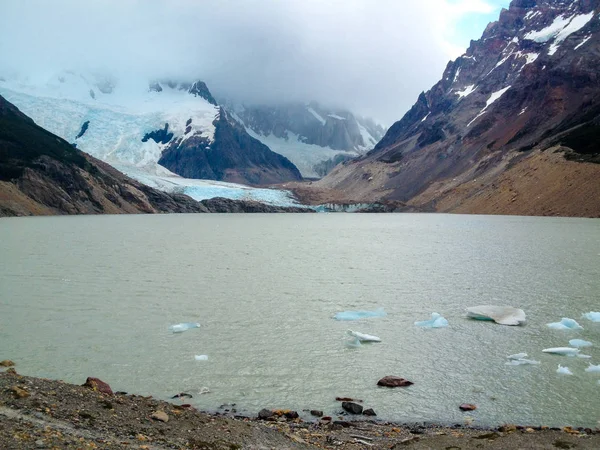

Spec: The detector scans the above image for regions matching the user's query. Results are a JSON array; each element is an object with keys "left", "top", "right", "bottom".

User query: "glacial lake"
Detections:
[{"left": 0, "top": 214, "right": 599, "bottom": 427}]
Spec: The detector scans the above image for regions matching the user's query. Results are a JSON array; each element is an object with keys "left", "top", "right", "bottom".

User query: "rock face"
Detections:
[
  {"left": 315, "top": 0, "right": 600, "bottom": 217},
  {"left": 0, "top": 95, "right": 312, "bottom": 216},
  {"left": 159, "top": 108, "right": 303, "bottom": 185}
]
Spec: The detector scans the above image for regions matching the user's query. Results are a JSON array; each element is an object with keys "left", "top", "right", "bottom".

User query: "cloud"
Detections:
[{"left": 0, "top": 0, "right": 508, "bottom": 124}]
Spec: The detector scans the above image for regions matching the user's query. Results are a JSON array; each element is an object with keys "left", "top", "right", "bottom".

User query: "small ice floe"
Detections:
[
  {"left": 170, "top": 322, "right": 200, "bottom": 333},
  {"left": 466, "top": 305, "right": 526, "bottom": 326},
  {"left": 557, "top": 365, "right": 573, "bottom": 375},
  {"left": 582, "top": 312, "right": 600, "bottom": 322},
  {"left": 347, "top": 330, "right": 381, "bottom": 342},
  {"left": 506, "top": 353, "right": 540, "bottom": 365},
  {"left": 542, "top": 347, "right": 580, "bottom": 356},
  {"left": 334, "top": 308, "right": 387, "bottom": 321},
  {"left": 585, "top": 364, "right": 600, "bottom": 373},
  {"left": 547, "top": 318, "right": 583, "bottom": 330},
  {"left": 194, "top": 355, "right": 208, "bottom": 361},
  {"left": 414, "top": 312, "right": 449, "bottom": 328},
  {"left": 198, "top": 387, "right": 210, "bottom": 394},
  {"left": 577, "top": 354, "right": 592, "bottom": 359},
  {"left": 569, "top": 339, "right": 593, "bottom": 348},
  {"left": 344, "top": 336, "right": 362, "bottom": 348}
]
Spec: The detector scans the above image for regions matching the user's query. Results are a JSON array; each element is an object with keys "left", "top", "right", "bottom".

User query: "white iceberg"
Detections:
[
  {"left": 577, "top": 354, "right": 592, "bottom": 359},
  {"left": 542, "top": 347, "right": 580, "bottom": 356},
  {"left": 334, "top": 308, "right": 387, "bottom": 321},
  {"left": 547, "top": 318, "right": 583, "bottom": 330},
  {"left": 414, "top": 313, "right": 449, "bottom": 328},
  {"left": 170, "top": 322, "right": 200, "bottom": 333},
  {"left": 347, "top": 330, "right": 381, "bottom": 342},
  {"left": 466, "top": 305, "right": 526, "bottom": 326},
  {"left": 506, "top": 352, "right": 539, "bottom": 365},
  {"left": 582, "top": 312, "right": 600, "bottom": 322},
  {"left": 557, "top": 365, "right": 573, "bottom": 375},
  {"left": 585, "top": 364, "right": 600, "bottom": 373},
  {"left": 194, "top": 355, "right": 208, "bottom": 361},
  {"left": 569, "top": 339, "right": 593, "bottom": 348},
  {"left": 506, "top": 359, "right": 540, "bottom": 366}
]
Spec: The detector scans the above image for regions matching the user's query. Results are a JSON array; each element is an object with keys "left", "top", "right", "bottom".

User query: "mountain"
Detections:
[
  {"left": 311, "top": 0, "right": 600, "bottom": 217},
  {"left": 0, "top": 95, "right": 310, "bottom": 216},
  {"left": 227, "top": 102, "right": 386, "bottom": 178},
  {"left": 0, "top": 72, "right": 302, "bottom": 187}
]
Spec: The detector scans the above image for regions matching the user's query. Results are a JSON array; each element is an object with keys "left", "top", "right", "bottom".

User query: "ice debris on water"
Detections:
[
  {"left": 557, "top": 365, "right": 573, "bottom": 375},
  {"left": 585, "top": 364, "right": 600, "bottom": 373},
  {"left": 347, "top": 330, "right": 381, "bottom": 342},
  {"left": 344, "top": 336, "right": 362, "bottom": 348},
  {"left": 334, "top": 308, "right": 387, "bottom": 321},
  {"left": 169, "top": 322, "right": 200, "bottom": 333},
  {"left": 194, "top": 355, "right": 208, "bottom": 361},
  {"left": 414, "top": 312, "right": 449, "bottom": 328},
  {"left": 582, "top": 312, "right": 600, "bottom": 322},
  {"left": 542, "top": 347, "right": 580, "bottom": 356},
  {"left": 546, "top": 318, "right": 583, "bottom": 330},
  {"left": 465, "top": 305, "right": 526, "bottom": 326},
  {"left": 506, "top": 353, "right": 540, "bottom": 365},
  {"left": 198, "top": 387, "right": 210, "bottom": 394},
  {"left": 569, "top": 339, "right": 593, "bottom": 348},
  {"left": 577, "top": 354, "right": 592, "bottom": 359}
]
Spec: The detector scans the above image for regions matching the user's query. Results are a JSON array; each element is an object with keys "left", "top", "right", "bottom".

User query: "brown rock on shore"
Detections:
[{"left": 377, "top": 376, "right": 414, "bottom": 387}]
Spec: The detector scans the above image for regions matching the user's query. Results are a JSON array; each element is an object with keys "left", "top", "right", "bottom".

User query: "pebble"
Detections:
[{"left": 459, "top": 403, "right": 477, "bottom": 411}]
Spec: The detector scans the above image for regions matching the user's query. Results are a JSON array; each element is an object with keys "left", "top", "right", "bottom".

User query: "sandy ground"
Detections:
[{"left": 1, "top": 368, "right": 599, "bottom": 449}]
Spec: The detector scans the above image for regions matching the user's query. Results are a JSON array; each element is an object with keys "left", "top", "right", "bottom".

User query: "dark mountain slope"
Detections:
[{"left": 313, "top": 0, "right": 600, "bottom": 216}]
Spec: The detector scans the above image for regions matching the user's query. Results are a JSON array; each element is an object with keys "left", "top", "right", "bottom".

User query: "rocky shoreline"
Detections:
[{"left": 2, "top": 368, "right": 599, "bottom": 449}]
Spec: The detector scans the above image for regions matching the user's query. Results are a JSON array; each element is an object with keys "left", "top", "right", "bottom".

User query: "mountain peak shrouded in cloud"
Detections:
[{"left": 0, "top": 0, "right": 508, "bottom": 124}]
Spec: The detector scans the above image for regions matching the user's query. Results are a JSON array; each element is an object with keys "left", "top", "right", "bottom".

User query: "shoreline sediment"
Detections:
[{"left": 1, "top": 368, "right": 599, "bottom": 449}]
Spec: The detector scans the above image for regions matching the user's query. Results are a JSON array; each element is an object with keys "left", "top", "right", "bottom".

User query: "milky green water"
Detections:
[{"left": 0, "top": 214, "right": 599, "bottom": 427}]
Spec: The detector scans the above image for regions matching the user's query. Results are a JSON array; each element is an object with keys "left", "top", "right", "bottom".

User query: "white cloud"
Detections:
[{"left": 0, "top": 0, "right": 504, "bottom": 124}]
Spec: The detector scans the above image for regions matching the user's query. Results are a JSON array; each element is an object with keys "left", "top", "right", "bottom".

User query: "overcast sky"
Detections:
[{"left": 0, "top": 0, "right": 510, "bottom": 124}]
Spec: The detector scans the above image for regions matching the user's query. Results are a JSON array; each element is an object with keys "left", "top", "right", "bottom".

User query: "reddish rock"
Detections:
[
  {"left": 82, "top": 377, "right": 113, "bottom": 395},
  {"left": 459, "top": 403, "right": 477, "bottom": 411},
  {"left": 377, "top": 376, "right": 414, "bottom": 387}
]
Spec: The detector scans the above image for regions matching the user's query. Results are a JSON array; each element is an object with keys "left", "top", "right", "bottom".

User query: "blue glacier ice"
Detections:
[
  {"left": 556, "top": 365, "right": 573, "bottom": 375},
  {"left": 585, "top": 363, "right": 600, "bottom": 373},
  {"left": 344, "top": 336, "right": 362, "bottom": 348},
  {"left": 569, "top": 339, "right": 593, "bottom": 348},
  {"left": 582, "top": 312, "right": 600, "bottom": 322},
  {"left": 414, "top": 313, "right": 449, "bottom": 328},
  {"left": 169, "top": 322, "right": 200, "bottom": 333},
  {"left": 546, "top": 318, "right": 583, "bottom": 330},
  {"left": 194, "top": 355, "right": 208, "bottom": 361},
  {"left": 333, "top": 308, "right": 387, "bottom": 321}
]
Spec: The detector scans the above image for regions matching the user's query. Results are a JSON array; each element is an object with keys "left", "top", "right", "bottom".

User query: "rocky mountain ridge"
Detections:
[{"left": 311, "top": 0, "right": 600, "bottom": 216}]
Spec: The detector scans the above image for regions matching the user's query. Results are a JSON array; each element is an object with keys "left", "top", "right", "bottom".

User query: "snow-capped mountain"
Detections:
[
  {"left": 313, "top": 0, "right": 600, "bottom": 216},
  {"left": 227, "top": 102, "right": 386, "bottom": 178},
  {"left": 0, "top": 71, "right": 302, "bottom": 186}
]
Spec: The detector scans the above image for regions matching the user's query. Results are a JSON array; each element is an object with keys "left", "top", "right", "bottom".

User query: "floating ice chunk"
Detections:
[
  {"left": 569, "top": 339, "right": 593, "bottom": 348},
  {"left": 194, "top": 355, "right": 208, "bottom": 361},
  {"left": 557, "top": 365, "right": 573, "bottom": 375},
  {"left": 542, "top": 347, "right": 580, "bottom": 356},
  {"left": 198, "top": 387, "right": 210, "bottom": 394},
  {"left": 577, "top": 354, "right": 592, "bottom": 359},
  {"left": 344, "top": 336, "right": 362, "bottom": 348},
  {"left": 334, "top": 308, "right": 387, "bottom": 321},
  {"left": 347, "top": 330, "right": 381, "bottom": 342},
  {"left": 466, "top": 305, "right": 526, "bottom": 326},
  {"left": 506, "top": 359, "right": 540, "bottom": 366},
  {"left": 547, "top": 318, "right": 583, "bottom": 330},
  {"left": 585, "top": 364, "right": 600, "bottom": 373},
  {"left": 507, "top": 353, "right": 529, "bottom": 360},
  {"left": 582, "top": 312, "right": 600, "bottom": 322},
  {"left": 414, "top": 313, "right": 449, "bottom": 328},
  {"left": 170, "top": 322, "right": 200, "bottom": 333}
]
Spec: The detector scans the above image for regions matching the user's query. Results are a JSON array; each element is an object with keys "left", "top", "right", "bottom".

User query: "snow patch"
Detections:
[
  {"left": 307, "top": 106, "right": 326, "bottom": 125},
  {"left": 518, "top": 107, "right": 528, "bottom": 116},
  {"left": 456, "top": 84, "right": 477, "bottom": 99},
  {"left": 327, "top": 114, "right": 346, "bottom": 120},
  {"left": 421, "top": 112, "right": 431, "bottom": 123},
  {"left": 574, "top": 35, "right": 592, "bottom": 50},
  {"left": 524, "top": 12, "right": 594, "bottom": 56},
  {"left": 467, "top": 86, "right": 511, "bottom": 127},
  {"left": 453, "top": 67, "right": 461, "bottom": 83}
]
